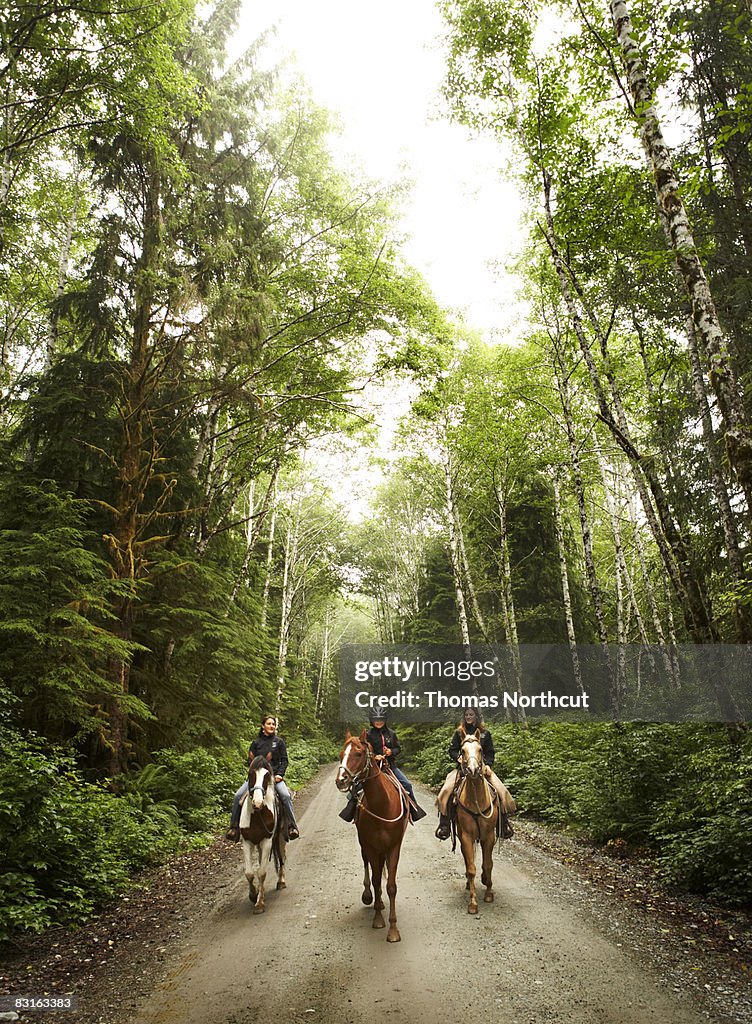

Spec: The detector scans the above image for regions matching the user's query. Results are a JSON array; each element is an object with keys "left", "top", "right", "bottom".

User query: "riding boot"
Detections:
[
  {"left": 409, "top": 802, "right": 427, "bottom": 822},
  {"left": 500, "top": 811, "right": 514, "bottom": 839},
  {"left": 435, "top": 813, "right": 451, "bottom": 840},
  {"left": 339, "top": 795, "right": 357, "bottom": 822}
]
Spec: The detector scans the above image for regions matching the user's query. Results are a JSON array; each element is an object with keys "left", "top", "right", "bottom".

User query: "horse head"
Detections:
[
  {"left": 460, "top": 733, "right": 484, "bottom": 778},
  {"left": 336, "top": 730, "right": 371, "bottom": 792},
  {"left": 248, "top": 754, "right": 273, "bottom": 809}
]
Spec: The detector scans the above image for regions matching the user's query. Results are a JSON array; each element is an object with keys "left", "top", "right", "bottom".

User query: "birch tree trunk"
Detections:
[
  {"left": 494, "top": 479, "right": 524, "bottom": 699},
  {"left": 442, "top": 446, "right": 471, "bottom": 648},
  {"left": 542, "top": 185, "right": 717, "bottom": 644},
  {"left": 260, "top": 481, "right": 278, "bottom": 631},
  {"left": 610, "top": 0, "right": 752, "bottom": 506},
  {"left": 552, "top": 471, "right": 584, "bottom": 695},
  {"left": 314, "top": 606, "right": 331, "bottom": 718}
]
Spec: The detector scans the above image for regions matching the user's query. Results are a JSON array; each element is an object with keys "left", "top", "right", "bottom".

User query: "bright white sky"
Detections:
[{"left": 237, "top": 0, "right": 527, "bottom": 343}]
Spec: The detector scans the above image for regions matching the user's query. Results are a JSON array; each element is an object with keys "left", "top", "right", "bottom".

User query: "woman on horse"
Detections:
[
  {"left": 339, "top": 707, "right": 426, "bottom": 822},
  {"left": 226, "top": 715, "right": 300, "bottom": 841},
  {"left": 434, "top": 707, "right": 515, "bottom": 840}
]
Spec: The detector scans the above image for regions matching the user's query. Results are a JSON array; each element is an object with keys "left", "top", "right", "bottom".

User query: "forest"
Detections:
[{"left": 1, "top": 0, "right": 751, "bottom": 938}]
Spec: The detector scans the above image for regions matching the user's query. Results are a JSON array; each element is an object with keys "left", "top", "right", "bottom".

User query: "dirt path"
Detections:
[{"left": 116, "top": 769, "right": 742, "bottom": 1024}]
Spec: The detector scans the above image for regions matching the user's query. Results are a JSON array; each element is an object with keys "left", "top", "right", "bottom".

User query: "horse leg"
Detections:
[
  {"left": 385, "top": 844, "right": 401, "bottom": 943},
  {"left": 459, "top": 829, "right": 478, "bottom": 914},
  {"left": 361, "top": 849, "right": 373, "bottom": 905},
  {"left": 371, "top": 856, "right": 386, "bottom": 930},
  {"left": 481, "top": 827, "right": 495, "bottom": 903},
  {"left": 276, "top": 835, "right": 287, "bottom": 890},
  {"left": 242, "top": 840, "right": 258, "bottom": 904},
  {"left": 253, "top": 841, "right": 269, "bottom": 914}
]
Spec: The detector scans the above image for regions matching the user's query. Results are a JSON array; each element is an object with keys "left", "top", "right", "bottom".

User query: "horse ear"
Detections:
[
  {"left": 359, "top": 729, "right": 367, "bottom": 742},
  {"left": 345, "top": 728, "right": 351, "bottom": 741},
  {"left": 474, "top": 729, "right": 480, "bottom": 739}
]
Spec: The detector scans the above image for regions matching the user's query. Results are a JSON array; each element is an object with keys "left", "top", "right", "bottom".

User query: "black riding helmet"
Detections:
[{"left": 369, "top": 706, "right": 388, "bottom": 724}]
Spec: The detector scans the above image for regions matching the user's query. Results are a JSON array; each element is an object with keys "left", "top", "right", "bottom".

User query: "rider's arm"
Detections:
[
  {"left": 276, "top": 738, "right": 289, "bottom": 778},
  {"left": 482, "top": 731, "right": 495, "bottom": 767},
  {"left": 388, "top": 731, "right": 401, "bottom": 759},
  {"left": 448, "top": 730, "right": 462, "bottom": 763}
]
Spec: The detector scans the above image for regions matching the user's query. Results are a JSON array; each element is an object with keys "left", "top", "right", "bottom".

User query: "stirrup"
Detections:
[{"left": 435, "top": 815, "right": 451, "bottom": 840}]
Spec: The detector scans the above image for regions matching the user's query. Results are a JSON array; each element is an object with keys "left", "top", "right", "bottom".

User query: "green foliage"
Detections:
[
  {"left": 0, "top": 725, "right": 186, "bottom": 939},
  {"left": 283, "top": 737, "right": 340, "bottom": 790},
  {"left": 0, "top": 480, "right": 140, "bottom": 738}
]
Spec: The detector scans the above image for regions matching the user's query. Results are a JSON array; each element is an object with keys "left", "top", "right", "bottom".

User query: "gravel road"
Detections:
[{"left": 123, "top": 768, "right": 738, "bottom": 1024}]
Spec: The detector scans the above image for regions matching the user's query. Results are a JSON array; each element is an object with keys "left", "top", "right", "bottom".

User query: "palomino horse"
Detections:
[
  {"left": 455, "top": 734, "right": 499, "bottom": 914},
  {"left": 240, "top": 755, "right": 287, "bottom": 914},
  {"left": 336, "top": 730, "right": 409, "bottom": 942}
]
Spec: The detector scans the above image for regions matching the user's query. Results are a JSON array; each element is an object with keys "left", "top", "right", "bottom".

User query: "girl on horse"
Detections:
[
  {"left": 226, "top": 714, "right": 300, "bottom": 841},
  {"left": 434, "top": 707, "right": 515, "bottom": 840},
  {"left": 339, "top": 707, "right": 426, "bottom": 822}
]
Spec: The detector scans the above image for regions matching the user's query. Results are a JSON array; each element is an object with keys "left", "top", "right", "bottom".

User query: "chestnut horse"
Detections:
[
  {"left": 455, "top": 735, "right": 499, "bottom": 914},
  {"left": 336, "top": 730, "right": 409, "bottom": 942},
  {"left": 240, "top": 755, "right": 287, "bottom": 914}
]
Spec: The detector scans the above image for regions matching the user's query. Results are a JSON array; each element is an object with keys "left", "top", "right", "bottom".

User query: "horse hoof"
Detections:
[
  {"left": 468, "top": 905, "right": 478, "bottom": 915},
  {"left": 276, "top": 881, "right": 286, "bottom": 890},
  {"left": 387, "top": 929, "right": 401, "bottom": 943},
  {"left": 362, "top": 891, "right": 373, "bottom": 906},
  {"left": 253, "top": 904, "right": 265, "bottom": 915},
  {"left": 484, "top": 892, "right": 494, "bottom": 903}
]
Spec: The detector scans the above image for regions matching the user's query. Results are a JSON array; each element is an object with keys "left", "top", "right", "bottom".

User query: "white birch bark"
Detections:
[
  {"left": 442, "top": 446, "right": 471, "bottom": 648},
  {"left": 610, "top": 0, "right": 752, "bottom": 503},
  {"left": 552, "top": 471, "right": 584, "bottom": 695}
]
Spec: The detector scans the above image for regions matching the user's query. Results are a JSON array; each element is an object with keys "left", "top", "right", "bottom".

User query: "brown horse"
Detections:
[
  {"left": 336, "top": 730, "right": 409, "bottom": 942},
  {"left": 455, "top": 734, "right": 499, "bottom": 914}
]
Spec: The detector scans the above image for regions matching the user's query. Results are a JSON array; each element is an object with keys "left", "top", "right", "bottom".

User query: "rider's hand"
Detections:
[
  {"left": 275, "top": 774, "right": 283, "bottom": 782},
  {"left": 384, "top": 748, "right": 392, "bottom": 757},
  {"left": 483, "top": 764, "right": 492, "bottom": 778}
]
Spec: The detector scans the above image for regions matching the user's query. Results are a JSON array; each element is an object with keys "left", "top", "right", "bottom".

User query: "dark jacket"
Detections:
[
  {"left": 366, "top": 725, "right": 401, "bottom": 767},
  {"left": 249, "top": 730, "right": 289, "bottom": 778},
  {"left": 449, "top": 726, "right": 494, "bottom": 767}
]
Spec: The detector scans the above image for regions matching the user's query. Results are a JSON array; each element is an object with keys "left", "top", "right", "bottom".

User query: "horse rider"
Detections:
[
  {"left": 435, "top": 707, "right": 515, "bottom": 840},
  {"left": 225, "top": 714, "right": 300, "bottom": 841},
  {"left": 339, "top": 707, "right": 427, "bottom": 823}
]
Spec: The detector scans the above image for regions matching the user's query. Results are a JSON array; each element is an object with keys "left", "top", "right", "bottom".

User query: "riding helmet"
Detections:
[{"left": 368, "top": 706, "right": 388, "bottom": 724}]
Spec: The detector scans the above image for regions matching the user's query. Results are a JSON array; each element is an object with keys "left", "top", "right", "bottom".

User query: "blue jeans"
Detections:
[
  {"left": 231, "top": 779, "right": 297, "bottom": 829},
  {"left": 391, "top": 766, "right": 415, "bottom": 801}
]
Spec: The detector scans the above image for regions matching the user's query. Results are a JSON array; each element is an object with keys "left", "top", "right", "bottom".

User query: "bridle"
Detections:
[{"left": 337, "top": 738, "right": 374, "bottom": 788}]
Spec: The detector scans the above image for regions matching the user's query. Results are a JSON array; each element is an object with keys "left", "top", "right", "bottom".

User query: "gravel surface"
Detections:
[{"left": 1, "top": 767, "right": 750, "bottom": 1024}]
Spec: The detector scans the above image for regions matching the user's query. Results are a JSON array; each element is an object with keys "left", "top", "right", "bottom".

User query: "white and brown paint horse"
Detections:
[
  {"left": 455, "top": 734, "right": 499, "bottom": 914},
  {"left": 240, "top": 754, "right": 287, "bottom": 914},
  {"left": 336, "top": 731, "right": 409, "bottom": 942}
]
